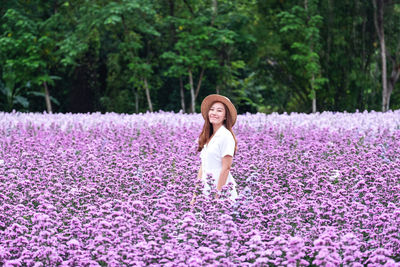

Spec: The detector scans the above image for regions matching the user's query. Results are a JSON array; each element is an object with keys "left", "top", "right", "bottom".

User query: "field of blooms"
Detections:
[{"left": 1, "top": 110, "right": 400, "bottom": 266}]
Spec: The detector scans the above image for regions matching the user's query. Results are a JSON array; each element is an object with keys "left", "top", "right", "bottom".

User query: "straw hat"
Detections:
[{"left": 201, "top": 94, "right": 237, "bottom": 126}]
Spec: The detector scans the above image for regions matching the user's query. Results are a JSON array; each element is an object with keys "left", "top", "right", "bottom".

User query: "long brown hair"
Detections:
[{"left": 197, "top": 101, "right": 237, "bottom": 154}]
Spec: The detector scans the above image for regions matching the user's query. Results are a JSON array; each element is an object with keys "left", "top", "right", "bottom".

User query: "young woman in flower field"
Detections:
[{"left": 191, "top": 94, "right": 239, "bottom": 204}]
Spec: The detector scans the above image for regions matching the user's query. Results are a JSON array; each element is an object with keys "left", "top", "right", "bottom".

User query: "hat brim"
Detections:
[{"left": 201, "top": 94, "right": 237, "bottom": 126}]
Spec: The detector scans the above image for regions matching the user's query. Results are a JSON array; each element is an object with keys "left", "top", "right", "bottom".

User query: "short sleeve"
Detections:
[{"left": 220, "top": 132, "right": 235, "bottom": 157}]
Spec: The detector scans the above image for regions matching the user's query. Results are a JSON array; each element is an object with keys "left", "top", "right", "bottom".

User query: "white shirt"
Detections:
[{"left": 200, "top": 125, "right": 238, "bottom": 200}]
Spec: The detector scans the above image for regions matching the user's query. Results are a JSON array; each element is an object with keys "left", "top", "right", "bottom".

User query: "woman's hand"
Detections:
[
  {"left": 216, "top": 155, "right": 232, "bottom": 190},
  {"left": 190, "top": 193, "right": 197, "bottom": 205}
]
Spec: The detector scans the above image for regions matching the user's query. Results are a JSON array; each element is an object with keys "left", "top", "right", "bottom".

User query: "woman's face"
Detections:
[{"left": 208, "top": 102, "right": 226, "bottom": 126}]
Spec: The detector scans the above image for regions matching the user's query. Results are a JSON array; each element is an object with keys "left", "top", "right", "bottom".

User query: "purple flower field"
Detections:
[{"left": 1, "top": 111, "right": 400, "bottom": 266}]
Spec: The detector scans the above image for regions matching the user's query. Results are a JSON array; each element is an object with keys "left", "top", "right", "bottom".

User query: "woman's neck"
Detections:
[{"left": 212, "top": 123, "right": 224, "bottom": 134}]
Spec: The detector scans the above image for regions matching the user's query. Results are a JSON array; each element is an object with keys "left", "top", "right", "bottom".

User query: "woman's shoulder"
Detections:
[
  {"left": 221, "top": 125, "right": 234, "bottom": 135},
  {"left": 219, "top": 126, "right": 234, "bottom": 140}
]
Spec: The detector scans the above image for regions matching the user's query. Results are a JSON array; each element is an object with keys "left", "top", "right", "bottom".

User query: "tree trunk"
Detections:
[
  {"left": 305, "top": 0, "right": 317, "bottom": 113},
  {"left": 373, "top": 0, "right": 389, "bottom": 112},
  {"left": 143, "top": 78, "right": 153, "bottom": 112},
  {"left": 188, "top": 68, "right": 195, "bottom": 113},
  {"left": 388, "top": 57, "right": 400, "bottom": 110},
  {"left": 194, "top": 67, "right": 205, "bottom": 99},
  {"left": 43, "top": 81, "right": 52, "bottom": 113},
  {"left": 312, "top": 75, "right": 316, "bottom": 113},
  {"left": 216, "top": 84, "right": 220, "bottom": 94},
  {"left": 134, "top": 88, "right": 139, "bottom": 113},
  {"left": 179, "top": 76, "right": 185, "bottom": 113},
  {"left": 312, "top": 95, "right": 317, "bottom": 113},
  {"left": 211, "top": 0, "right": 217, "bottom": 26}
]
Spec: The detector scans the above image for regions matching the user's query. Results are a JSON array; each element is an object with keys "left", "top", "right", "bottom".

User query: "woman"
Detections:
[{"left": 191, "top": 94, "right": 238, "bottom": 203}]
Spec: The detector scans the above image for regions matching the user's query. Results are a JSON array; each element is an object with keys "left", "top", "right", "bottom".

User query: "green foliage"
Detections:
[
  {"left": 0, "top": 80, "right": 29, "bottom": 110},
  {"left": 27, "top": 91, "right": 60, "bottom": 106},
  {"left": 0, "top": 7, "right": 59, "bottom": 111},
  {"left": 0, "top": 0, "right": 399, "bottom": 113},
  {"left": 278, "top": 1, "right": 328, "bottom": 103},
  {"left": 161, "top": 15, "right": 219, "bottom": 78},
  {"left": 100, "top": 90, "right": 136, "bottom": 114},
  {"left": 96, "top": 0, "right": 160, "bottom": 112}
]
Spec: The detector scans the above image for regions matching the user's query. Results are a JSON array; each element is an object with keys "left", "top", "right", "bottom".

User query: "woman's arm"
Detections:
[
  {"left": 217, "top": 155, "right": 233, "bottom": 191},
  {"left": 197, "top": 165, "right": 203, "bottom": 179}
]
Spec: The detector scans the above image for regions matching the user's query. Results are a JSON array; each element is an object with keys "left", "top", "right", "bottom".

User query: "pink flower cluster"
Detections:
[{"left": 0, "top": 111, "right": 399, "bottom": 266}]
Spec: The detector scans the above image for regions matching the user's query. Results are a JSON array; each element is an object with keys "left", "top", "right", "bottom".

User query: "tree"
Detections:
[
  {"left": 57, "top": 0, "right": 159, "bottom": 113},
  {"left": 372, "top": 0, "right": 400, "bottom": 112},
  {"left": 161, "top": 0, "right": 255, "bottom": 113},
  {"left": 1, "top": 0, "right": 399, "bottom": 113},
  {"left": 208, "top": 0, "right": 256, "bottom": 101},
  {"left": 278, "top": 0, "right": 327, "bottom": 113},
  {"left": 0, "top": 7, "right": 60, "bottom": 113},
  {"left": 162, "top": 15, "right": 217, "bottom": 113},
  {"left": 319, "top": 0, "right": 378, "bottom": 111},
  {"left": 102, "top": 0, "right": 159, "bottom": 112}
]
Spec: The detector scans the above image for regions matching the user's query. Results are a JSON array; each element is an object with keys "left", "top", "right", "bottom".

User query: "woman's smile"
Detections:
[{"left": 208, "top": 102, "right": 226, "bottom": 126}]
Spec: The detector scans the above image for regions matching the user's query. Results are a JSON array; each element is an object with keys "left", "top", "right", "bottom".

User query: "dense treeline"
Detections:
[{"left": 1, "top": 0, "right": 399, "bottom": 114}]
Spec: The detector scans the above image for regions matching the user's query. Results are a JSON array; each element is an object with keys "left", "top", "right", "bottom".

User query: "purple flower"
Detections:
[{"left": 1, "top": 111, "right": 400, "bottom": 265}]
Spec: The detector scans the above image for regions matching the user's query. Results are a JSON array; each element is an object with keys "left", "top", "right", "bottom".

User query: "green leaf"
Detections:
[
  {"left": 104, "top": 15, "right": 122, "bottom": 26},
  {"left": 27, "top": 91, "right": 60, "bottom": 105},
  {"left": 13, "top": 95, "right": 29, "bottom": 108}
]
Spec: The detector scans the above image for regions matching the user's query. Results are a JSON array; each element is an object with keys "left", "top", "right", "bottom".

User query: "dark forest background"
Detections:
[{"left": 1, "top": 0, "right": 400, "bottom": 114}]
